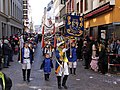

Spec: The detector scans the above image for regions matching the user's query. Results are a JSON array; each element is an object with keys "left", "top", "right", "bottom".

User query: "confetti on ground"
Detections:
[
  {"left": 89, "top": 76, "right": 93, "bottom": 79},
  {"left": 76, "top": 79, "right": 80, "bottom": 81}
]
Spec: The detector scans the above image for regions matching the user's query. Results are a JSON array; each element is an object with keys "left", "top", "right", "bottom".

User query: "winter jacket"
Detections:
[
  {"left": 2, "top": 43, "right": 11, "bottom": 55},
  {"left": 40, "top": 58, "right": 53, "bottom": 73}
]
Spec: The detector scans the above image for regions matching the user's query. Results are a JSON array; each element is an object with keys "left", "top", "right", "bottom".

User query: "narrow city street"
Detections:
[{"left": 1, "top": 43, "right": 120, "bottom": 90}]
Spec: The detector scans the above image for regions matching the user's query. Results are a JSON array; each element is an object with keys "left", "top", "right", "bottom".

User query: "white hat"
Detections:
[
  {"left": 4, "top": 39, "right": 9, "bottom": 44},
  {"left": 57, "top": 41, "right": 65, "bottom": 47}
]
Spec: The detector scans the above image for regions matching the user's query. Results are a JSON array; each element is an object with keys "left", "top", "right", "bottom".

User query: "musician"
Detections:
[{"left": 55, "top": 41, "right": 69, "bottom": 89}]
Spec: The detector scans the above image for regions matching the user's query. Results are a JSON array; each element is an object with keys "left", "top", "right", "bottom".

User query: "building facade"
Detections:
[
  {"left": 84, "top": 0, "right": 120, "bottom": 40},
  {"left": 0, "top": 0, "right": 23, "bottom": 38},
  {"left": 65, "top": 0, "right": 120, "bottom": 39},
  {"left": 53, "top": 0, "right": 66, "bottom": 33}
]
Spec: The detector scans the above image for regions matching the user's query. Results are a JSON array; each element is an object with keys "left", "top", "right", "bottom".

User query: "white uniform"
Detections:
[{"left": 22, "top": 48, "right": 31, "bottom": 69}]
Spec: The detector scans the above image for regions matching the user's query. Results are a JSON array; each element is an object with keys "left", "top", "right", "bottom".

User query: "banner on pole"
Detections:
[{"left": 65, "top": 14, "right": 84, "bottom": 37}]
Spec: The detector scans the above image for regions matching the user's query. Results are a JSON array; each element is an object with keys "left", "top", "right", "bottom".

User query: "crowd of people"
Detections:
[
  {"left": 0, "top": 33, "right": 39, "bottom": 70},
  {"left": 0, "top": 32, "right": 120, "bottom": 90},
  {"left": 81, "top": 36, "right": 120, "bottom": 74},
  {"left": 41, "top": 33, "right": 120, "bottom": 89}
]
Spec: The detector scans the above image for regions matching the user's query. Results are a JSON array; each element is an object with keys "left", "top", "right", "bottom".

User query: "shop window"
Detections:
[{"left": 61, "top": 0, "right": 65, "bottom": 4}]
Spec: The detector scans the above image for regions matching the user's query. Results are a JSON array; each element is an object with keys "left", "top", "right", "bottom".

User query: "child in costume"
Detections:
[{"left": 40, "top": 53, "right": 53, "bottom": 81}]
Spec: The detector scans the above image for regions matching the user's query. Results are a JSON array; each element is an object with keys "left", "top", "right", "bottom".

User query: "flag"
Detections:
[
  {"left": 54, "top": 36, "right": 57, "bottom": 48},
  {"left": 41, "top": 36, "right": 45, "bottom": 48},
  {"left": 52, "top": 24, "right": 55, "bottom": 34},
  {"left": 41, "top": 25, "right": 45, "bottom": 48},
  {"left": 42, "top": 26, "right": 44, "bottom": 35}
]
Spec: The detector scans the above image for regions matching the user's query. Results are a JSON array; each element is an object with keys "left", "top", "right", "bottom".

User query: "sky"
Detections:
[{"left": 29, "top": 0, "right": 51, "bottom": 25}]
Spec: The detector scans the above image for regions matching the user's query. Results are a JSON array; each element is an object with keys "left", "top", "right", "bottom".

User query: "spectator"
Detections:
[
  {"left": 0, "top": 40, "right": 2, "bottom": 70},
  {"left": 98, "top": 42, "right": 107, "bottom": 74},
  {"left": 2, "top": 40, "right": 11, "bottom": 68}
]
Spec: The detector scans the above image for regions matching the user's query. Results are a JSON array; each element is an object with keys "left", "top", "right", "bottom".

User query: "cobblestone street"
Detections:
[{"left": 1, "top": 43, "right": 120, "bottom": 90}]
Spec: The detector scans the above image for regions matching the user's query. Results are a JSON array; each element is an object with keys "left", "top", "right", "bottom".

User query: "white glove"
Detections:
[{"left": 18, "top": 61, "right": 21, "bottom": 63}]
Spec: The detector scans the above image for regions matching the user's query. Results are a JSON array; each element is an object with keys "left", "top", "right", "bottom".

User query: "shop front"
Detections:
[{"left": 84, "top": 1, "right": 120, "bottom": 40}]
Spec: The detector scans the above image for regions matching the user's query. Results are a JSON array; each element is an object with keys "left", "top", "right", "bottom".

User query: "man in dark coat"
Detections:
[{"left": 2, "top": 40, "right": 11, "bottom": 68}]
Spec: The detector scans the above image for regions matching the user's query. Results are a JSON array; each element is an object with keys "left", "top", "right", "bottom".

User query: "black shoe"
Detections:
[
  {"left": 74, "top": 73, "right": 76, "bottom": 75},
  {"left": 4, "top": 66, "right": 9, "bottom": 68},
  {"left": 58, "top": 86, "right": 62, "bottom": 89},
  {"left": 23, "top": 78, "right": 26, "bottom": 81},
  {"left": 27, "top": 79, "right": 30, "bottom": 82},
  {"left": 62, "top": 85, "right": 68, "bottom": 89},
  {"left": 84, "top": 67, "right": 89, "bottom": 69}
]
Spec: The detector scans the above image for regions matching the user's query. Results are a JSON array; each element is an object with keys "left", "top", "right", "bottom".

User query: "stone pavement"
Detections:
[{"left": 1, "top": 43, "right": 120, "bottom": 90}]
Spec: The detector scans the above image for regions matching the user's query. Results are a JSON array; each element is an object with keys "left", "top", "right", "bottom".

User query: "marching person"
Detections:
[
  {"left": 18, "top": 42, "right": 33, "bottom": 82},
  {"left": 40, "top": 53, "right": 53, "bottom": 81},
  {"left": 67, "top": 41, "right": 77, "bottom": 75},
  {"left": 55, "top": 41, "right": 69, "bottom": 89}
]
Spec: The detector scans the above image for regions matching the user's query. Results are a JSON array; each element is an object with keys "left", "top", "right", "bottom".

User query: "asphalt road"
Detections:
[{"left": 1, "top": 43, "right": 120, "bottom": 90}]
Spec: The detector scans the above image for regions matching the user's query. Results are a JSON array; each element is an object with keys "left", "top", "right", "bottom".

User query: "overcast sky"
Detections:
[{"left": 29, "top": 0, "right": 51, "bottom": 25}]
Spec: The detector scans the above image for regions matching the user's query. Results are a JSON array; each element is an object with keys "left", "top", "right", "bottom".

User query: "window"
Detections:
[
  {"left": 99, "top": 0, "right": 104, "bottom": 2},
  {"left": 23, "top": 5, "right": 28, "bottom": 9},
  {"left": 61, "top": 0, "right": 65, "bottom": 4},
  {"left": 23, "top": 10, "right": 28, "bottom": 14},
  {"left": 3, "top": 0, "right": 5, "bottom": 13},
  {"left": 80, "top": 0, "right": 83, "bottom": 13},
  {"left": 77, "top": 2, "right": 79, "bottom": 14},
  {"left": 11, "top": 0, "right": 12, "bottom": 16},
  {"left": 13, "top": 2, "right": 14, "bottom": 16},
  {"left": 85, "top": 0, "right": 88, "bottom": 11}
]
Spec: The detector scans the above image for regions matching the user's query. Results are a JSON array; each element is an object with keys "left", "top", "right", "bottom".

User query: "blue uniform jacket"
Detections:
[
  {"left": 68, "top": 47, "right": 77, "bottom": 62},
  {"left": 40, "top": 58, "right": 53, "bottom": 73},
  {"left": 19, "top": 47, "right": 33, "bottom": 64}
]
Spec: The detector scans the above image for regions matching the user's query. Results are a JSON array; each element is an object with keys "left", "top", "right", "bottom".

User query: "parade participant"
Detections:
[
  {"left": 43, "top": 43, "right": 54, "bottom": 58},
  {"left": 18, "top": 42, "right": 33, "bottom": 82},
  {"left": 67, "top": 41, "right": 77, "bottom": 75},
  {"left": 40, "top": 53, "right": 53, "bottom": 81},
  {"left": 55, "top": 41, "right": 69, "bottom": 89},
  {"left": 0, "top": 72, "right": 12, "bottom": 90}
]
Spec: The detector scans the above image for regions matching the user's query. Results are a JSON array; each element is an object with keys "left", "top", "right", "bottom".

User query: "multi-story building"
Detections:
[
  {"left": 23, "top": 0, "right": 29, "bottom": 32},
  {"left": 66, "top": 0, "right": 120, "bottom": 39},
  {"left": 53, "top": 0, "right": 66, "bottom": 33},
  {"left": 84, "top": 0, "right": 119, "bottom": 39},
  {"left": 0, "top": 0, "right": 23, "bottom": 38}
]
